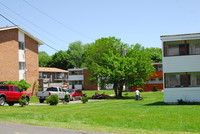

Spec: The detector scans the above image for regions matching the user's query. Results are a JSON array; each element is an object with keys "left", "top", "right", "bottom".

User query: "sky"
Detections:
[{"left": 0, "top": 0, "right": 200, "bottom": 55}]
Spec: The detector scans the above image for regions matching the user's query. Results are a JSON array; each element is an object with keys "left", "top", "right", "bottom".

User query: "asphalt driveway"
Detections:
[{"left": 0, "top": 122, "right": 117, "bottom": 134}]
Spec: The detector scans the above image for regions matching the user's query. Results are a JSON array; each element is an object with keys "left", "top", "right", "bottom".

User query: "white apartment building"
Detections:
[{"left": 161, "top": 33, "right": 200, "bottom": 103}]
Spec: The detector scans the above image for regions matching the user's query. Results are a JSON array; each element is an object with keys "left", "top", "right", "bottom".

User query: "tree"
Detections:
[
  {"left": 3, "top": 80, "right": 31, "bottom": 91},
  {"left": 84, "top": 37, "right": 154, "bottom": 98},
  {"left": 39, "top": 51, "right": 51, "bottom": 67},
  {"left": 145, "top": 47, "right": 162, "bottom": 62},
  {"left": 49, "top": 50, "right": 73, "bottom": 70},
  {"left": 68, "top": 41, "right": 85, "bottom": 68}
]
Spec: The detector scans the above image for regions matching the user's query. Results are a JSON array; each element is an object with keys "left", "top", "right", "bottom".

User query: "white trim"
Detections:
[
  {"left": 0, "top": 26, "right": 44, "bottom": 45},
  {"left": 161, "top": 33, "right": 200, "bottom": 42}
]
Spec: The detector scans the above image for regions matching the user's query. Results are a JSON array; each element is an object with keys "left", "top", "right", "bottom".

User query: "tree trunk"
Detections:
[
  {"left": 113, "top": 83, "right": 124, "bottom": 98},
  {"left": 113, "top": 83, "right": 118, "bottom": 97},
  {"left": 117, "top": 84, "right": 123, "bottom": 98}
]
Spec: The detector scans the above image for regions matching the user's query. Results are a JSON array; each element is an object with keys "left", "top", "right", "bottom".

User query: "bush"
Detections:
[
  {"left": 138, "top": 88, "right": 143, "bottom": 92},
  {"left": 153, "top": 85, "right": 158, "bottom": 91},
  {"left": 19, "top": 94, "right": 27, "bottom": 107},
  {"left": 64, "top": 94, "right": 70, "bottom": 103},
  {"left": 81, "top": 96, "right": 88, "bottom": 104},
  {"left": 49, "top": 95, "right": 59, "bottom": 105},
  {"left": 3, "top": 80, "right": 31, "bottom": 91}
]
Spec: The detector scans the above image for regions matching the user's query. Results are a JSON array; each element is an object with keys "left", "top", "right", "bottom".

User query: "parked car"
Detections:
[
  {"left": 37, "top": 87, "right": 69, "bottom": 103},
  {"left": 66, "top": 89, "right": 83, "bottom": 101},
  {"left": 0, "top": 85, "right": 30, "bottom": 106}
]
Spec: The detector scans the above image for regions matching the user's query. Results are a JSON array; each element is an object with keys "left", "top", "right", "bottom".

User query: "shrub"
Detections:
[
  {"left": 64, "top": 94, "right": 70, "bottom": 103},
  {"left": 49, "top": 95, "right": 59, "bottom": 105},
  {"left": 3, "top": 80, "right": 31, "bottom": 91},
  {"left": 19, "top": 95, "right": 27, "bottom": 107},
  {"left": 46, "top": 97, "right": 50, "bottom": 104},
  {"left": 138, "top": 88, "right": 143, "bottom": 92},
  {"left": 153, "top": 85, "right": 158, "bottom": 91},
  {"left": 81, "top": 96, "right": 88, "bottom": 104}
]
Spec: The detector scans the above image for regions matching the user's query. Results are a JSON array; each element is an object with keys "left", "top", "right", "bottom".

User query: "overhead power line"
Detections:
[
  {"left": 0, "top": 13, "right": 17, "bottom": 26},
  {"left": 0, "top": 1, "right": 69, "bottom": 48},
  {"left": 0, "top": 12, "right": 59, "bottom": 52},
  {"left": 22, "top": 0, "right": 94, "bottom": 40}
]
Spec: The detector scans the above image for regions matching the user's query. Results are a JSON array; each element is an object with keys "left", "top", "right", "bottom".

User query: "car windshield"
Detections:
[
  {"left": 46, "top": 87, "right": 58, "bottom": 91},
  {"left": 66, "top": 90, "right": 75, "bottom": 93}
]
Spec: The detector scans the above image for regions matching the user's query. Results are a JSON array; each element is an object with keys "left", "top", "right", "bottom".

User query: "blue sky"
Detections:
[{"left": 0, "top": 0, "right": 200, "bottom": 55}]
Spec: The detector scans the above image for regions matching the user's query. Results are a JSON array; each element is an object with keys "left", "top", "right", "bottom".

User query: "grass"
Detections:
[{"left": 1, "top": 91, "right": 200, "bottom": 134}]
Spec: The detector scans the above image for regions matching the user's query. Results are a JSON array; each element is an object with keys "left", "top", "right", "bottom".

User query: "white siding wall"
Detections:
[
  {"left": 69, "top": 85, "right": 82, "bottom": 89},
  {"left": 164, "top": 87, "right": 200, "bottom": 103},
  {"left": 19, "top": 50, "right": 25, "bottom": 62},
  {"left": 18, "top": 30, "right": 26, "bottom": 80},
  {"left": 68, "top": 75, "right": 84, "bottom": 81},
  {"left": 163, "top": 55, "right": 200, "bottom": 73}
]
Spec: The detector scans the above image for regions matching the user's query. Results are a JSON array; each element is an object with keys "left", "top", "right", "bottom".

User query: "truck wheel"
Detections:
[
  {"left": 0, "top": 97, "right": 5, "bottom": 106},
  {"left": 26, "top": 97, "right": 30, "bottom": 105},
  {"left": 39, "top": 99, "right": 45, "bottom": 103},
  {"left": 7, "top": 102, "right": 14, "bottom": 106}
]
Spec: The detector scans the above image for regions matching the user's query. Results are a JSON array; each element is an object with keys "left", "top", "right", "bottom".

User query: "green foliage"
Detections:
[
  {"left": 145, "top": 47, "right": 162, "bottom": 63},
  {"left": 49, "top": 50, "right": 73, "bottom": 70},
  {"left": 39, "top": 51, "right": 51, "bottom": 67},
  {"left": 68, "top": 41, "right": 85, "bottom": 68},
  {"left": 3, "top": 80, "right": 31, "bottom": 91},
  {"left": 64, "top": 94, "right": 70, "bottom": 103},
  {"left": 19, "top": 94, "right": 27, "bottom": 107},
  {"left": 81, "top": 96, "right": 88, "bottom": 103},
  {"left": 84, "top": 37, "right": 154, "bottom": 98},
  {"left": 46, "top": 97, "right": 50, "bottom": 104},
  {"left": 138, "top": 88, "right": 144, "bottom": 92},
  {"left": 152, "top": 85, "right": 158, "bottom": 91},
  {"left": 49, "top": 95, "right": 59, "bottom": 105}
]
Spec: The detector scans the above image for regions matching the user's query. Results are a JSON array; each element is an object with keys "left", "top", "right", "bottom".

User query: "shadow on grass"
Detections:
[{"left": 144, "top": 101, "right": 169, "bottom": 106}]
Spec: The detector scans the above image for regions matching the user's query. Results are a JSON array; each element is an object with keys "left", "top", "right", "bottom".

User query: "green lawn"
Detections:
[{"left": 1, "top": 91, "right": 200, "bottom": 134}]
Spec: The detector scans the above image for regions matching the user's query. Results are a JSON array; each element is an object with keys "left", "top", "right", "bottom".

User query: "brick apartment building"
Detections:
[
  {"left": 68, "top": 68, "right": 98, "bottom": 90},
  {"left": 0, "top": 26, "right": 44, "bottom": 93},
  {"left": 130, "top": 63, "right": 163, "bottom": 91}
]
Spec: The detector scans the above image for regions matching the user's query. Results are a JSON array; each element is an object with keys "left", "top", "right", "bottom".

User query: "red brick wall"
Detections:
[
  {"left": 0, "top": 29, "right": 19, "bottom": 81},
  {"left": 130, "top": 83, "right": 163, "bottom": 92},
  {"left": 25, "top": 35, "right": 39, "bottom": 93},
  {"left": 83, "top": 69, "right": 98, "bottom": 90},
  {"left": 130, "top": 71, "right": 163, "bottom": 92}
]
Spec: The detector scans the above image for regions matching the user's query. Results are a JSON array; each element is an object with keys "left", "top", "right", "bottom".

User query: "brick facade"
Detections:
[
  {"left": 0, "top": 26, "right": 43, "bottom": 93},
  {"left": 0, "top": 29, "right": 19, "bottom": 81},
  {"left": 25, "top": 35, "right": 39, "bottom": 93},
  {"left": 83, "top": 69, "right": 98, "bottom": 90}
]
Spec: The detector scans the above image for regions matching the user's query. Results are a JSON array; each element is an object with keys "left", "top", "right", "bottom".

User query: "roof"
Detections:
[
  {"left": 0, "top": 26, "right": 44, "bottom": 45},
  {"left": 160, "top": 33, "right": 200, "bottom": 42},
  {"left": 39, "top": 67, "right": 68, "bottom": 73},
  {"left": 68, "top": 68, "right": 87, "bottom": 71}
]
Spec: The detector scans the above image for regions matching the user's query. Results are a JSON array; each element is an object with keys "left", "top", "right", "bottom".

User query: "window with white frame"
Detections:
[
  {"left": 19, "top": 62, "right": 25, "bottom": 70},
  {"left": 19, "top": 42, "right": 25, "bottom": 50}
]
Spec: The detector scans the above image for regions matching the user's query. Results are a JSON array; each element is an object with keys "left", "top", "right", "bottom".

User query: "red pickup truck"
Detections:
[{"left": 0, "top": 85, "right": 30, "bottom": 106}]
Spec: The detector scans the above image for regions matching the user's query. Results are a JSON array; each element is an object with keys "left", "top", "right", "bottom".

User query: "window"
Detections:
[
  {"left": 154, "top": 65, "right": 162, "bottom": 71},
  {"left": 165, "top": 72, "right": 198, "bottom": 88},
  {"left": 150, "top": 78, "right": 156, "bottom": 82},
  {"left": 69, "top": 70, "right": 83, "bottom": 75},
  {"left": 0, "top": 86, "right": 8, "bottom": 91},
  {"left": 165, "top": 73, "right": 186, "bottom": 88},
  {"left": 14, "top": 87, "right": 20, "bottom": 92},
  {"left": 69, "top": 80, "right": 83, "bottom": 85},
  {"left": 19, "top": 62, "right": 25, "bottom": 70},
  {"left": 164, "top": 40, "right": 200, "bottom": 56},
  {"left": 189, "top": 72, "right": 200, "bottom": 87},
  {"left": 19, "top": 42, "right": 25, "bottom": 50}
]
